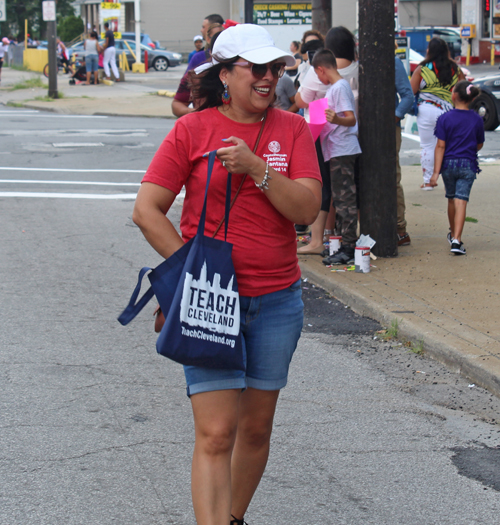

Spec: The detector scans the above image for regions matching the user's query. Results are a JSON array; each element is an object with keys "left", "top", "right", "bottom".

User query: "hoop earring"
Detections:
[{"left": 222, "top": 82, "right": 231, "bottom": 105}]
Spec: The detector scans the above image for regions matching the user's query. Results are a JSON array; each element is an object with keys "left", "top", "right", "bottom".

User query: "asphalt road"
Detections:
[{"left": 1, "top": 109, "right": 500, "bottom": 524}]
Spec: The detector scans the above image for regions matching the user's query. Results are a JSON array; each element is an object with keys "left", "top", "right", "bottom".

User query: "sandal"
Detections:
[{"left": 230, "top": 515, "right": 248, "bottom": 525}]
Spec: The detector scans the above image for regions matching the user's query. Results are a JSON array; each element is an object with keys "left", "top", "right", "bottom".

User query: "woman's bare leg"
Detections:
[
  {"left": 191, "top": 389, "right": 240, "bottom": 525},
  {"left": 230, "top": 388, "right": 280, "bottom": 520},
  {"left": 297, "top": 210, "right": 328, "bottom": 254}
]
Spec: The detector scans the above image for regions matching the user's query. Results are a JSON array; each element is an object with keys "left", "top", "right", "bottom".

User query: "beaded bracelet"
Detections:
[{"left": 255, "top": 160, "right": 272, "bottom": 191}]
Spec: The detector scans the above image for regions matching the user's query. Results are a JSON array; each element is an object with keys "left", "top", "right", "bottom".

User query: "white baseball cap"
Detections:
[
  {"left": 193, "top": 35, "right": 203, "bottom": 42},
  {"left": 195, "top": 24, "right": 295, "bottom": 74}
]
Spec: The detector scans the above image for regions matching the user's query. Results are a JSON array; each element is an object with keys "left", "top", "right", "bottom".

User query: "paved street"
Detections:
[{"left": 1, "top": 109, "right": 500, "bottom": 524}]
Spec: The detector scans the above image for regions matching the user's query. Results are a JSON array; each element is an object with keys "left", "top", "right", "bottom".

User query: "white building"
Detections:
[{"left": 72, "top": 1, "right": 498, "bottom": 63}]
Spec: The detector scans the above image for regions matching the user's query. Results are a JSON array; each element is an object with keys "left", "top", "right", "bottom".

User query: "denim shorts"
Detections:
[
  {"left": 183, "top": 278, "right": 304, "bottom": 396},
  {"left": 85, "top": 54, "right": 99, "bottom": 73},
  {"left": 441, "top": 158, "right": 477, "bottom": 202}
]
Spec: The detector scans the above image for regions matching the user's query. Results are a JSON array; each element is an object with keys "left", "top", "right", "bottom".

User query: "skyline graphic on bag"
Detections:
[{"left": 180, "top": 261, "right": 240, "bottom": 336}]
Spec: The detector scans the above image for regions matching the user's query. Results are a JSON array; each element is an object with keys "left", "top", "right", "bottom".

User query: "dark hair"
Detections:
[
  {"left": 454, "top": 80, "right": 480, "bottom": 103},
  {"left": 189, "top": 58, "right": 237, "bottom": 111},
  {"left": 325, "top": 26, "right": 356, "bottom": 62},
  {"left": 312, "top": 48, "right": 337, "bottom": 69},
  {"left": 90, "top": 31, "right": 98, "bottom": 39},
  {"left": 420, "top": 37, "right": 458, "bottom": 86},
  {"left": 205, "top": 14, "right": 224, "bottom": 25},
  {"left": 291, "top": 40, "right": 301, "bottom": 52},
  {"left": 300, "top": 39, "right": 323, "bottom": 56},
  {"left": 104, "top": 22, "right": 109, "bottom": 29},
  {"left": 301, "top": 30, "right": 324, "bottom": 45}
]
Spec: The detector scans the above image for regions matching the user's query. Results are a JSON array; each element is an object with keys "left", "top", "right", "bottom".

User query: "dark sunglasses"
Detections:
[{"left": 233, "top": 60, "right": 286, "bottom": 79}]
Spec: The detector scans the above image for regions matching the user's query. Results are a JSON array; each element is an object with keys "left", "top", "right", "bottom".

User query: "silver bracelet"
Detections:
[{"left": 255, "top": 161, "right": 272, "bottom": 191}]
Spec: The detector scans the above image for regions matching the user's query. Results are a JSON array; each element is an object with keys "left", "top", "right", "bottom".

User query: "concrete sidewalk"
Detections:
[
  {"left": 2, "top": 66, "right": 499, "bottom": 397},
  {"left": 0, "top": 67, "right": 180, "bottom": 118},
  {"left": 300, "top": 163, "right": 500, "bottom": 397}
]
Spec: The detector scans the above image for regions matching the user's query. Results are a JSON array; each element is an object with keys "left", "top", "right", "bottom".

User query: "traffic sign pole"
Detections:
[{"left": 43, "top": 1, "right": 58, "bottom": 98}]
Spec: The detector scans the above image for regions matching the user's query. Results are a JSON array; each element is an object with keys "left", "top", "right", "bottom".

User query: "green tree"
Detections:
[
  {"left": 1, "top": 0, "right": 77, "bottom": 41},
  {"left": 58, "top": 15, "right": 83, "bottom": 42}
]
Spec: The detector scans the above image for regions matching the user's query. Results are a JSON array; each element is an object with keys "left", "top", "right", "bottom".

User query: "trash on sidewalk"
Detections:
[
  {"left": 355, "top": 246, "right": 371, "bottom": 273},
  {"left": 357, "top": 234, "right": 377, "bottom": 260}
]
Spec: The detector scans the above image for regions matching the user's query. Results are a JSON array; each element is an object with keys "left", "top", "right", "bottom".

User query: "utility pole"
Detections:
[
  {"left": 358, "top": 0, "right": 397, "bottom": 258},
  {"left": 132, "top": 0, "right": 145, "bottom": 72},
  {"left": 244, "top": 0, "right": 254, "bottom": 23},
  {"left": 43, "top": 1, "right": 58, "bottom": 99},
  {"left": 311, "top": 0, "right": 331, "bottom": 35},
  {"left": 451, "top": 0, "right": 458, "bottom": 26}
]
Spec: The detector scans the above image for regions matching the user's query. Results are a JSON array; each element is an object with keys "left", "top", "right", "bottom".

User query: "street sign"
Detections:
[
  {"left": 42, "top": 1, "right": 56, "bottom": 22},
  {"left": 0, "top": 0, "right": 6, "bottom": 23}
]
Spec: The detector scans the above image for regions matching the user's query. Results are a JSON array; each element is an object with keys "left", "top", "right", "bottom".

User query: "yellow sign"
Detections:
[
  {"left": 101, "top": 32, "right": 122, "bottom": 39},
  {"left": 101, "top": 2, "right": 121, "bottom": 9}
]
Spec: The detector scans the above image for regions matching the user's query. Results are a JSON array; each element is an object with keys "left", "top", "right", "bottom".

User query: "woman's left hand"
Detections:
[{"left": 211, "top": 136, "right": 265, "bottom": 176}]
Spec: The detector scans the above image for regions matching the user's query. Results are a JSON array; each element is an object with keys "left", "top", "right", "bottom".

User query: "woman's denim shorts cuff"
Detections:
[
  {"left": 246, "top": 376, "right": 288, "bottom": 391},
  {"left": 186, "top": 377, "right": 246, "bottom": 397}
]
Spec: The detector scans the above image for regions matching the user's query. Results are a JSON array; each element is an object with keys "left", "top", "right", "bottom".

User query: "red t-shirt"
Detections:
[{"left": 143, "top": 107, "right": 321, "bottom": 296}]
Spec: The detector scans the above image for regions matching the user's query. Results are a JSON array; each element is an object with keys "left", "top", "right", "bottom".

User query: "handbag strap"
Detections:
[
  {"left": 118, "top": 266, "right": 155, "bottom": 325},
  {"left": 212, "top": 111, "right": 267, "bottom": 238}
]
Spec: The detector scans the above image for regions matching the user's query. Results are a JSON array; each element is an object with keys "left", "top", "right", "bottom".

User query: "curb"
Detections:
[
  {"left": 299, "top": 260, "right": 500, "bottom": 399},
  {"left": 9, "top": 101, "right": 177, "bottom": 119}
]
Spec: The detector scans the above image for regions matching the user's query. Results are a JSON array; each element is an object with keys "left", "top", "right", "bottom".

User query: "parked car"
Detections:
[
  {"left": 121, "top": 32, "right": 154, "bottom": 48},
  {"left": 72, "top": 39, "right": 182, "bottom": 71},
  {"left": 470, "top": 74, "right": 500, "bottom": 131}
]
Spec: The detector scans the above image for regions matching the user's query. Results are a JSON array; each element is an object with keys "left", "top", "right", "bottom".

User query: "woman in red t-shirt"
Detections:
[{"left": 133, "top": 24, "right": 321, "bottom": 525}]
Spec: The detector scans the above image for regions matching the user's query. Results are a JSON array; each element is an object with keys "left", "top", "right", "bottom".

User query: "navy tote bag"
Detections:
[{"left": 118, "top": 151, "right": 245, "bottom": 371}]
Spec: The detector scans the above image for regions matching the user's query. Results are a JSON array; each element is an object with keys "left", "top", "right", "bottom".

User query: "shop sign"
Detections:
[{"left": 254, "top": 3, "right": 312, "bottom": 26}]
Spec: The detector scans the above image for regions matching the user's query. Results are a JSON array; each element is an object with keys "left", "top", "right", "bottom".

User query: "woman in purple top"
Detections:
[{"left": 430, "top": 81, "right": 485, "bottom": 256}]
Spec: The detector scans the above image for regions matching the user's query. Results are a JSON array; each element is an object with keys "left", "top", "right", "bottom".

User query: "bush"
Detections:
[{"left": 58, "top": 15, "right": 84, "bottom": 43}]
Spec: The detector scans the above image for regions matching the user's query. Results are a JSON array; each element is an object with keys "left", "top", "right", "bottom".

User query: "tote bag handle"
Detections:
[
  {"left": 118, "top": 266, "right": 154, "bottom": 325},
  {"left": 197, "top": 150, "right": 232, "bottom": 241}
]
